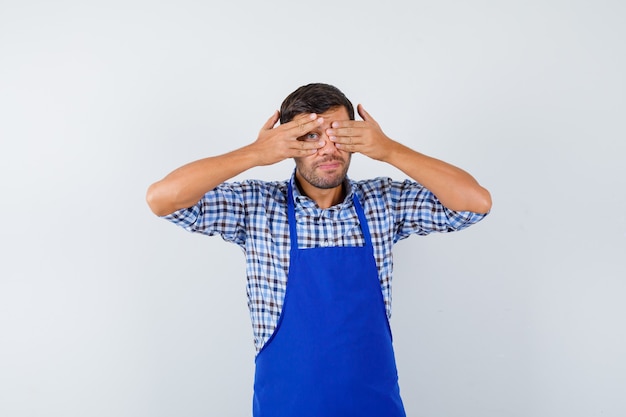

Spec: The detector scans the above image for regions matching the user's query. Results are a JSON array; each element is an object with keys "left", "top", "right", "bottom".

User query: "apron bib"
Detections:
[{"left": 253, "top": 183, "right": 406, "bottom": 417}]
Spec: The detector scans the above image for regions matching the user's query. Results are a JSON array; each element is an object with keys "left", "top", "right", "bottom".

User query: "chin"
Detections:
[{"left": 311, "top": 173, "right": 346, "bottom": 189}]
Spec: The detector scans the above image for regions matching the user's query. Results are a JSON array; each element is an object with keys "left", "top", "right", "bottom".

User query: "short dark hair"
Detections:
[{"left": 279, "top": 83, "right": 355, "bottom": 124}]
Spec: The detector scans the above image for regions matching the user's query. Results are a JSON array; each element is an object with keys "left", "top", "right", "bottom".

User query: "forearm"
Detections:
[
  {"left": 147, "top": 111, "right": 325, "bottom": 216},
  {"left": 146, "top": 144, "right": 260, "bottom": 216},
  {"left": 382, "top": 141, "right": 492, "bottom": 214}
]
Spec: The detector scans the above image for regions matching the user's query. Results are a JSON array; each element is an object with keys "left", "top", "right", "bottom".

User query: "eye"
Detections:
[{"left": 298, "top": 132, "right": 320, "bottom": 141}]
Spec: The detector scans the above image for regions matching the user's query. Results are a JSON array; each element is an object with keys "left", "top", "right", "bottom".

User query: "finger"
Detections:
[
  {"left": 334, "top": 142, "right": 357, "bottom": 153},
  {"left": 357, "top": 104, "right": 375, "bottom": 123},
  {"left": 327, "top": 124, "right": 362, "bottom": 141},
  {"left": 290, "top": 113, "right": 323, "bottom": 135},
  {"left": 291, "top": 139, "right": 324, "bottom": 155},
  {"left": 329, "top": 119, "right": 364, "bottom": 131},
  {"left": 330, "top": 130, "right": 362, "bottom": 148},
  {"left": 262, "top": 110, "right": 280, "bottom": 130},
  {"left": 332, "top": 135, "right": 361, "bottom": 147}
]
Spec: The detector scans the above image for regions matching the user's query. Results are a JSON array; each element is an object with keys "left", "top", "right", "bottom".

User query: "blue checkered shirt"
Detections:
[{"left": 163, "top": 172, "right": 487, "bottom": 352}]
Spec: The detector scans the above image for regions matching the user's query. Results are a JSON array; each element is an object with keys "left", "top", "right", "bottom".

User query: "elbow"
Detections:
[
  {"left": 146, "top": 182, "right": 172, "bottom": 217},
  {"left": 475, "top": 187, "right": 492, "bottom": 214}
]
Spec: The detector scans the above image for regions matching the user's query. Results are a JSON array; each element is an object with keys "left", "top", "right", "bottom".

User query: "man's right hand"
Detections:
[
  {"left": 251, "top": 111, "right": 325, "bottom": 166},
  {"left": 146, "top": 111, "right": 326, "bottom": 216}
]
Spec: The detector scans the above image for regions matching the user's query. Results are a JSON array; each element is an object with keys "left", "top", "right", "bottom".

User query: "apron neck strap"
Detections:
[{"left": 287, "top": 181, "right": 373, "bottom": 249}]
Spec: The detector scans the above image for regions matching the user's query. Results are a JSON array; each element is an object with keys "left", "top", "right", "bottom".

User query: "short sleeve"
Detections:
[
  {"left": 162, "top": 182, "right": 247, "bottom": 246},
  {"left": 388, "top": 179, "right": 488, "bottom": 241}
]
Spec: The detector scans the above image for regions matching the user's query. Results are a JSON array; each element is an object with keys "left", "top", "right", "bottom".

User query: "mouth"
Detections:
[
  {"left": 317, "top": 162, "right": 341, "bottom": 170},
  {"left": 315, "top": 158, "right": 343, "bottom": 171},
  {"left": 316, "top": 163, "right": 343, "bottom": 173}
]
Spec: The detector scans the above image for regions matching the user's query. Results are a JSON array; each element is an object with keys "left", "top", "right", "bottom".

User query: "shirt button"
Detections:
[{"left": 322, "top": 240, "right": 329, "bottom": 247}]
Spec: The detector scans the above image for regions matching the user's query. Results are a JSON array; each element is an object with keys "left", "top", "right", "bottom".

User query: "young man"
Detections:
[{"left": 146, "top": 83, "right": 491, "bottom": 417}]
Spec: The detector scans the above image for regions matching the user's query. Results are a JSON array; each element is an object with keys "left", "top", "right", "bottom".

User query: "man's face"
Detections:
[{"left": 293, "top": 106, "right": 352, "bottom": 190}]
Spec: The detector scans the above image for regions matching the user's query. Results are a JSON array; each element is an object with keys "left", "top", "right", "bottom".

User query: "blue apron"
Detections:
[{"left": 252, "top": 183, "right": 406, "bottom": 417}]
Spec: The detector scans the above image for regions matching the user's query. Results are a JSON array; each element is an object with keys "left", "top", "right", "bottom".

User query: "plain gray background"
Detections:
[{"left": 1, "top": 0, "right": 625, "bottom": 416}]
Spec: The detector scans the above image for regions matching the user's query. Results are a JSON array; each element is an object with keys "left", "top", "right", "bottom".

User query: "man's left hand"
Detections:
[{"left": 326, "top": 104, "right": 394, "bottom": 161}]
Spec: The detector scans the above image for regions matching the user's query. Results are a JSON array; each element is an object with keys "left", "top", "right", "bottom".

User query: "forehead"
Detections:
[
  {"left": 318, "top": 106, "right": 350, "bottom": 121},
  {"left": 293, "top": 106, "right": 350, "bottom": 125}
]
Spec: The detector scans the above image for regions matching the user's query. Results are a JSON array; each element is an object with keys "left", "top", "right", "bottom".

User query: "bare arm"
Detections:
[
  {"left": 326, "top": 104, "right": 492, "bottom": 214},
  {"left": 146, "top": 112, "right": 326, "bottom": 216}
]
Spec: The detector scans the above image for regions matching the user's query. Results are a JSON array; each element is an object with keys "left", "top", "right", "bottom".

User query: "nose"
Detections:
[{"left": 318, "top": 132, "right": 338, "bottom": 155}]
